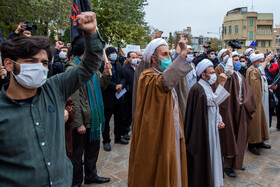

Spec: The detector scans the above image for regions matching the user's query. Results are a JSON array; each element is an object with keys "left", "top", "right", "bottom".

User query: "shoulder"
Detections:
[{"left": 65, "top": 59, "right": 77, "bottom": 71}]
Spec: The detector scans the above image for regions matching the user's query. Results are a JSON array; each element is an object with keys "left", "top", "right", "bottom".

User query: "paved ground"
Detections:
[{"left": 82, "top": 117, "right": 280, "bottom": 187}]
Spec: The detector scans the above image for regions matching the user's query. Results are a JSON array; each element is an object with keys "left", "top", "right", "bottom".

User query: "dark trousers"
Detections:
[
  {"left": 122, "top": 97, "right": 132, "bottom": 135},
  {"left": 102, "top": 104, "right": 123, "bottom": 144},
  {"left": 72, "top": 129, "right": 100, "bottom": 186},
  {"left": 276, "top": 101, "right": 280, "bottom": 129}
]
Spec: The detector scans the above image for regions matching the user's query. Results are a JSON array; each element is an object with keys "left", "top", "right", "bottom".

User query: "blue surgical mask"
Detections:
[
  {"left": 109, "top": 53, "right": 117, "bottom": 61},
  {"left": 158, "top": 58, "right": 172, "bottom": 72},
  {"left": 234, "top": 61, "right": 242, "bottom": 71},
  {"left": 258, "top": 63, "right": 263, "bottom": 68}
]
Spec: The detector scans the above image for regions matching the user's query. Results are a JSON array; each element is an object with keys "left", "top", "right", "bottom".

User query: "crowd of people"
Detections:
[{"left": 0, "top": 11, "right": 280, "bottom": 187}]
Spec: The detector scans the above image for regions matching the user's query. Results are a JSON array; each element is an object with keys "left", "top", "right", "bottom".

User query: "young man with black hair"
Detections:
[{"left": 0, "top": 12, "right": 104, "bottom": 187}]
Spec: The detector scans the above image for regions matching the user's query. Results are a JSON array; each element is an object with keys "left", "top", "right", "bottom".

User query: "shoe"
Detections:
[
  {"left": 249, "top": 146, "right": 261, "bottom": 155},
  {"left": 224, "top": 167, "right": 237, "bottom": 178},
  {"left": 241, "top": 165, "right": 246, "bottom": 170},
  {"left": 103, "top": 143, "right": 111, "bottom": 151},
  {"left": 115, "top": 137, "right": 129, "bottom": 144},
  {"left": 84, "top": 176, "right": 110, "bottom": 184},
  {"left": 257, "top": 142, "right": 271, "bottom": 149},
  {"left": 123, "top": 134, "right": 130, "bottom": 140}
]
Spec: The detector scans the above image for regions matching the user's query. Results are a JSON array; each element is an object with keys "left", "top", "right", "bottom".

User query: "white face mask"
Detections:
[
  {"left": 59, "top": 51, "right": 67, "bottom": 59},
  {"left": 131, "top": 59, "right": 138, "bottom": 65},
  {"left": 186, "top": 54, "right": 194, "bottom": 63},
  {"left": 13, "top": 62, "right": 49, "bottom": 89},
  {"left": 223, "top": 55, "right": 229, "bottom": 64},
  {"left": 208, "top": 74, "right": 217, "bottom": 85},
  {"left": 210, "top": 54, "right": 216, "bottom": 60},
  {"left": 241, "top": 62, "right": 246, "bottom": 67}
]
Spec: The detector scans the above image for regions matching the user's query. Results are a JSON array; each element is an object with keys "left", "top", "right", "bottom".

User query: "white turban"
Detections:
[
  {"left": 217, "top": 49, "right": 227, "bottom": 60},
  {"left": 245, "top": 48, "right": 253, "bottom": 56},
  {"left": 250, "top": 53, "right": 264, "bottom": 62},
  {"left": 142, "top": 38, "right": 168, "bottom": 63},
  {"left": 232, "top": 51, "right": 240, "bottom": 57},
  {"left": 196, "top": 59, "right": 214, "bottom": 77}
]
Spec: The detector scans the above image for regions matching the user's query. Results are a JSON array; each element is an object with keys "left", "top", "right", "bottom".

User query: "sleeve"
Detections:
[
  {"left": 162, "top": 55, "right": 192, "bottom": 92},
  {"left": 47, "top": 32, "right": 105, "bottom": 100},
  {"left": 97, "top": 71, "right": 111, "bottom": 91},
  {"left": 120, "top": 67, "right": 126, "bottom": 88},
  {"left": 65, "top": 97, "right": 76, "bottom": 124},
  {"left": 206, "top": 85, "right": 230, "bottom": 107},
  {"left": 70, "top": 89, "right": 84, "bottom": 128},
  {"left": 7, "top": 32, "right": 20, "bottom": 40},
  {"left": 224, "top": 57, "right": 234, "bottom": 77}
]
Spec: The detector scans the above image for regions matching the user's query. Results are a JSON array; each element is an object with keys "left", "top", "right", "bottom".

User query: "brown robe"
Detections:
[
  {"left": 246, "top": 66, "right": 269, "bottom": 143},
  {"left": 129, "top": 56, "right": 191, "bottom": 186},
  {"left": 212, "top": 65, "right": 224, "bottom": 91},
  {"left": 175, "top": 77, "right": 189, "bottom": 124},
  {"left": 219, "top": 73, "right": 256, "bottom": 169},
  {"left": 184, "top": 83, "right": 213, "bottom": 187},
  {"left": 65, "top": 97, "right": 76, "bottom": 159}
]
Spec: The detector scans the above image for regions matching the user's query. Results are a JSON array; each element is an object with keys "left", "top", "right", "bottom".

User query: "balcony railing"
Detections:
[{"left": 257, "top": 29, "right": 272, "bottom": 35}]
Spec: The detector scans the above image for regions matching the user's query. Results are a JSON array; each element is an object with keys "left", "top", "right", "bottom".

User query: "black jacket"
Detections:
[
  {"left": 100, "top": 61, "right": 126, "bottom": 108},
  {"left": 122, "top": 63, "right": 135, "bottom": 96}
]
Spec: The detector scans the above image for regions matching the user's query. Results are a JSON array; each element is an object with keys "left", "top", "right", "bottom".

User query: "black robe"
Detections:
[{"left": 184, "top": 83, "right": 213, "bottom": 187}]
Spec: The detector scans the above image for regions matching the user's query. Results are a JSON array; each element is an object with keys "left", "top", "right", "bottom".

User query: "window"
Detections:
[
  {"left": 249, "top": 18, "right": 254, "bottom": 26},
  {"left": 229, "top": 26, "right": 232, "bottom": 34},
  {"left": 261, "top": 41, "right": 266, "bottom": 47},
  {"left": 224, "top": 27, "right": 227, "bottom": 34},
  {"left": 243, "top": 26, "right": 246, "bottom": 29},
  {"left": 262, "top": 27, "right": 266, "bottom": 30},
  {"left": 269, "top": 41, "right": 271, "bottom": 47},
  {"left": 249, "top": 32, "right": 253, "bottom": 40},
  {"left": 235, "top": 25, "right": 238, "bottom": 34},
  {"left": 276, "top": 36, "right": 280, "bottom": 44}
]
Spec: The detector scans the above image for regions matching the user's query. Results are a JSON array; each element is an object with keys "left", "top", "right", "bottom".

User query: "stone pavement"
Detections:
[{"left": 82, "top": 117, "right": 280, "bottom": 187}]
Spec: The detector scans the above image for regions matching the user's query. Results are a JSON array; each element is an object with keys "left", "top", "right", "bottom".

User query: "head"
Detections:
[
  {"left": 207, "top": 49, "right": 215, "bottom": 60},
  {"left": 251, "top": 54, "right": 264, "bottom": 68},
  {"left": 60, "top": 46, "right": 69, "bottom": 54},
  {"left": 127, "top": 51, "right": 137, "bottom": 65},
  {"left": 72, "top": 37, "right": 85, "bottom": 58},
  {"left": 59, "top": 46, "right": 69, "bottom": 62},
  {"left": 151, "top": 45, "right": 171, "bottom": 72},
  {"left": 196, "top": 59, "right": 216, "bottom": 85},
  {"left": 1, "top": 36, "right": 52, "bottom": 89},
  {"left": 136, "top": 51, "right": 143, "bottom": 59},
  {"left": 200, "top": 66, "right": 215, "bottom": 82},
  {"left": 217, "top": 49, "right": 228, "bottom": 63},
  {"left": 105, "top": 47, "right": 117, "bottom": 62},
  {"left": 240, "top": 56, "right": 248, "bottom": 65}
]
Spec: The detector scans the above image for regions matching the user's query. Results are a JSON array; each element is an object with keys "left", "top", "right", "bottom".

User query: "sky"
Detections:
[{"left": 144, "top": 0, "right": 280, "bottom": 38}]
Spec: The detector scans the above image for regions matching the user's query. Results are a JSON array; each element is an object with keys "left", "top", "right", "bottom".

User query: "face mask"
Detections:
[
  {"left": 223, "top": 55, "right": 229, "bottom": 64},
  {"left": 241, "top": 62, "right": 246, "bottom": 67},
  {"left": 109, "top": 53, "right": 117, "bottom": 61},
  {"left": 234, "top": 61, "right": 242, "bottom": 71},
  {"left": 59, "top": 51, "right": 67, "bottom": 59},
  {"left": 186, "top": 54, "right": 194, "bottom": 63},
  {"left": 258, "top": 63, "right": 263, "bottom": 68},
  {"left": 158, "top": 58, "right": 172, "bottom": 72},
  {"left": 131, "top": 59, "right": 137, "bottom": 65},
  {"left": 210, "top": 54, "right": 216, "bottom": 60},
  {"left": 207, "top": 74, "right": 217, "bottom": 85},
  {"left": 137, "top": 58, "right": 141, "bottom": 63},
  {"left": 13, "top": 62, "right": 49, "bottom": 89}
]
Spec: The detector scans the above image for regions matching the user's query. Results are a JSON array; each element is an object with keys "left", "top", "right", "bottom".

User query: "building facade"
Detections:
[{"left": 222, "top": 7, "right": 279, "bottom": 54}]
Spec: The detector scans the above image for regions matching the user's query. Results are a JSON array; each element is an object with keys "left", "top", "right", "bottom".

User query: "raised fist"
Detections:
[{"left": 77, "top": 11, "right": 97, "bottom": 35}]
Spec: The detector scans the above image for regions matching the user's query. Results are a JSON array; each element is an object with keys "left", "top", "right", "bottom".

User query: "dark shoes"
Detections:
[
  {"left": 241, "top": 165, "right": 246, "bottom": 170},
  {"left": 84, "top": 176, "right": 110, "bottom": 184},
  {"left": 115, "top": 137, "right": 129, "bottom": 144},
  {"left": 249, "top": 146, "right": 261, "bottom": 155},
  {"left": 103, "top": 143, "right": 111, "bottom": 151},
  {"left": 123, "top": 134, "right": 130, "bottom": 140},
  {"left": 257, "top": 142, "right": 271, "bottom": 149},
  {"left": 224, "top": 167, "right": 237, "bottom": 178}
]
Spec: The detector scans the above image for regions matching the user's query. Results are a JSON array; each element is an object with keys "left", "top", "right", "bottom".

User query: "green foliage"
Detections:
[{"left": 0, "top": 0, "right": 153, "bottom": 47}]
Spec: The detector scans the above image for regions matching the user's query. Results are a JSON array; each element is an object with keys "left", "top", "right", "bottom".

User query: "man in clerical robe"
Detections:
[
  {"left": 185, "top": 59, "right": 230, "bottom": 187},
  {"left": 246, "top": 53, "right": 274, "bottom": 155},
  {"left": 218, "top": 52, "right": 256, "bottom": 177},
  {"left": 128, "top": 37, "right": 192, "bottom": 187}
]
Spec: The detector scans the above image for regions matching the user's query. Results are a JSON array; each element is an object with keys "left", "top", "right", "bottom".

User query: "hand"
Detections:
[
  {"left": 265, "top": 55, "right": 274, "bottom": 64},
  {"left": 0, "top": 67, "right": 7, "bottom": 78},
  {"left": 104, "top": 61, "right": 112, "bottom": 76},
  {"left": 219, "top": 73, "right": 227, "bottom": 87},
  {"left": 55, "top": 41, "right": 64, "bottom": 50},
  {"left": 64, "top": 110, "right": 69, "bottom": 123},
  {"left": 15, "top": 22, "right": 26, "bottom": 34},
  {"left": 115, "top": 84, "right": 123, "bottom": 92},
  {"left": 178, "top": 35, "right": 188, "bottom": 58},
  {"left": 22, "top": 30, "right": 31, "bottom": 37},
  {"left": 66, "top": 43, "right": 71, "bottom": 48},
  {"left": 218, "top": 121, "right": 225, "bottom": 129},
  {"left": 226, "top": 49, "right": 232, "bottom": 57},
  {"left": 77, "top": 11, "right": 97, "bottom": 35},
  {"left": 154, "top": 30, "right": 163, "bottom": 39},
  {"left": 77, "top": 125, "right": 86, "bottom": 134}
]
